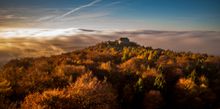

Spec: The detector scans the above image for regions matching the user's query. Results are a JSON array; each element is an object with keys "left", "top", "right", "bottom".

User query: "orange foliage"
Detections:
[
  {"left": 22, "top": 72, "right": 118, "bottom": 109},
  {"left": 0, "top": 39, "right": 219, "bottom": 108}
]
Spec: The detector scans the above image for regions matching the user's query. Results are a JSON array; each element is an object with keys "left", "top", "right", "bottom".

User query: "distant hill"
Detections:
[{"left": 0, "top": 38, "right": 220, "bottom": 109}]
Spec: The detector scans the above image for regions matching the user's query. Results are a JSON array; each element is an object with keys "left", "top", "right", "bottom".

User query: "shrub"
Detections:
[
  {"left": 141, "top": 68, "right": 159, "bottom": 90},
  {"left": 198, "top": 75, "right": 208, "bottom": 88},
  {"left": 0, "top": 95, "right": 18, "bottom": 109},
  {"left": 22, "top": 72, "right": 118, "bottom": 109},
  {"left": 120, "top": 57, "right": 147, "bottom": 74},
  {"left": 154, "top": 73, "right": 166, "bottom": 89},
  {"left": 53, "top": 65, "right": 86, "bottom": 83},
  {"left": 99, "top": 61, "right": 112, "bottom": 72},
  {"left": 174, "top": 78, "right": 201, "bottom": 108},
  {"left": 0, "top": 78, "right": 16, "bottom": 109},
  {"left": 16, "top": 69, "right": 53, "bottom": 94},
  {"left": 67, "top": 72, "right": 118, "bottom": 109},
  {"left": 121, "top": 47, "right": 130, "bottom": 62},
  {"left": 21, "top": 89, "right": 68, "bottom": 109},
  {"left": 0, "top": 78, "right": 12, "bottom": 94},
  {"left": 143, "top": 90, "right": 164, "bottom": 109},
  {"left": 176, "top": 78, "right": 197, "bottom": 94}
]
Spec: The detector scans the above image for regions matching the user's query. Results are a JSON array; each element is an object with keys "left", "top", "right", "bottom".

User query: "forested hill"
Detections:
[{"left": 0, "top": 38, "right": 220, "bottom": 109}]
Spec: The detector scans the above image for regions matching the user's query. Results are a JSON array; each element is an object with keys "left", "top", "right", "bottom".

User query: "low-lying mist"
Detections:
[{"left": 0, "top": 29, "right": 220, "bottom": 66}]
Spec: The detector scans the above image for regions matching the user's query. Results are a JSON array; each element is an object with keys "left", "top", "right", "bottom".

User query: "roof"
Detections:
[{"left": 119, "top": 37, "right": 129, "bottom": 42}]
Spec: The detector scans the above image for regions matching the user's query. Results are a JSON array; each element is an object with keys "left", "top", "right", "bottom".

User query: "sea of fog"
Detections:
[{"left": 0, "top": 28, "right": 220, "bottom": 66}]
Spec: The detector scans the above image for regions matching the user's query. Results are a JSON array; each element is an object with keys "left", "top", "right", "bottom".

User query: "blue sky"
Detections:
[{"left": 0, "top": 0, "right": 220, "bottom": 31}]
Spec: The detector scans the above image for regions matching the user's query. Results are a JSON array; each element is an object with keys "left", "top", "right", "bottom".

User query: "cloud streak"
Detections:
[
  {"left": 0, "top": 14, "right": 27, "bottom": 20},
  {"left": 54, "top": 0, "right": 102, "bottom": 20}
]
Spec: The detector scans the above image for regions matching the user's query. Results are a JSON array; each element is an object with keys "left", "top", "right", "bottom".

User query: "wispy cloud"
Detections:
[
  {"left": 54, "top": 0, "right": 102, "bottom": 20},
  {"left": 37, "top": 15, "right": 56, "bottom": 22},
  {"left": 61, "top": 12, "right": 110, "bottom": 21},
  {"left": 0, "top": 14, "right": 27, "bottom": 20},
  {"left": 104, "top": 1, "right": 121, "bottom": 7}
]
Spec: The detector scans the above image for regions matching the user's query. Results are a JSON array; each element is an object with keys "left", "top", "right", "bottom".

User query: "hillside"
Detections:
[{"left": 0, "top": 38, "right": 220, "bottom": 109}]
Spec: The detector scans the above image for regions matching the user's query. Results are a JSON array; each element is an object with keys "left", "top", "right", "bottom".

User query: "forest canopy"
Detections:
[{"left": 0, "top": 38, "right": 220, "bottom": 109}]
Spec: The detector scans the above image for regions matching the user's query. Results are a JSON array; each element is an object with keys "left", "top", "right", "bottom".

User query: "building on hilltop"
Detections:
[{"left": 118, "top": 37, "right": 130, "bottom": 44}]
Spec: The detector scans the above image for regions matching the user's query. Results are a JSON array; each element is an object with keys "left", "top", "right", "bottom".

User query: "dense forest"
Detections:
[{"left": 0, "top": 38, "right": 220, "bottom": 109}]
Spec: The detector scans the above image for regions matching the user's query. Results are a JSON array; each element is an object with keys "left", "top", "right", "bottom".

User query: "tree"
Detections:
[{"left": 22, "top": 72, "right": 118, "bottom": 109}]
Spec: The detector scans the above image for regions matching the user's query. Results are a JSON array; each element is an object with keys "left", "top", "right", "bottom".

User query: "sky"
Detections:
[{"left": 0, "top": 0, "right": 220, "bottom": 31}]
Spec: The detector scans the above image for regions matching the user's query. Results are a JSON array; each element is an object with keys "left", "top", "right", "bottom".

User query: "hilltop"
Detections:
[{"left": 0, "top": 38, "right": 220, "bottom": 109}]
